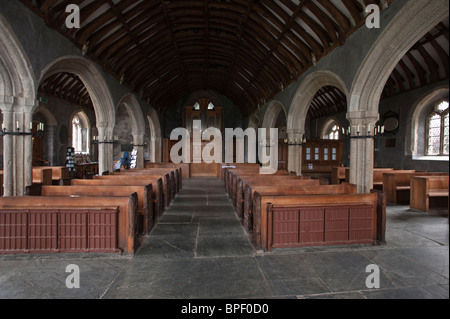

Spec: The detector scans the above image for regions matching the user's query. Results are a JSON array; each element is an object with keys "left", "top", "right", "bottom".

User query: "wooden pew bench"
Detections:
[
  {"left": 110, "top": 167, "right": 181, "bottom": 197},
  {"left": 240, "top": 183, "right": 357, "bottom": 232},
  {"left": 231, "top": 175, "right": 312, "bottom": 207},
  {"left": 0, "top": 206, "right": 120, "bottom": 254},
  {"left": 251, "top": 192, "right": 380, "bottom": 251},
  {"left": 71, "top": 178, "right": 164, "bottom": 220},
  {"left": 227, "top": 171, "right": 296, "bottom": 201},
  {"left": 383, "top": 171, "right": 448, "bottom": 204},
  {"left": 235, "top": 178, "right": 320, "bottom": 215},
  {"left": 226, "top": 170, "right": 289, "bottom": 196},
  {"left": 32, "top": 168, "right": 53, "bottom": 186},
  {"left": 95, "top": 174, "right": 172, "bottom": 208},
  {"left": 220, "top": 163, "right": 260, "bottom": 180},
  {"left": 145, "top": 163, "right": 190, "bottom": 180},
  {"left": 342, "top": 168, "right": 394, "bottom": 189},
  {"left": 410, "top": 175, "right": 449, "bottom": 212},
  {"left": 332, "top": 167, "right": 348, "bottom": 185},
  {"left": 0, "top": 194, "right": 139, "bottom": 255},
  {"left": 34, "top": 166, "right": 71, "bottom": 185},
  {"left": 39, "top": 184, "right": 155, "bottom": 235}
]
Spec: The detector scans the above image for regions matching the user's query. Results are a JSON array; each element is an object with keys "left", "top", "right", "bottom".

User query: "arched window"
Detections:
[
  {"left": 328, "top": 124, "right": 340, "bottom": 140},
  {"left": 72, "top": 116, "right": 82, "bottom": 153},
  {"left": 426, "top": 100, "right": 449, "bottom": 156},
  {"left": 71, "top": 112, "right": 90, "bottom": 154},
  {"left": 322, "top": 119, "right": 341, "bottom": 141}
]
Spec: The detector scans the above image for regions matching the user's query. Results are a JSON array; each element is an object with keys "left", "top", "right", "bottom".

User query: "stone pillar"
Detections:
[
  {"left": 1, "top": 97, "right": 38, "bottom": 196},
  {"left": 23, "top": 111, "right": 33, "bottom": 188},
  {"left": 47, "top": 125, "right": 56, "bottom": 165},
  {"left": 0, "top": 96, "right": 14, "bottom": 196},
  {"left": 347, "top": 112, "right": 379, "bottom": 193},
  {"left": 97, "top": 125, "right": 114, "bottom": 174},
  {"left": 132, "top": 134, "right": 145, "bottom": 169},
  {"left": 287, "top": 129, "right": 304, "bottom": 175}
]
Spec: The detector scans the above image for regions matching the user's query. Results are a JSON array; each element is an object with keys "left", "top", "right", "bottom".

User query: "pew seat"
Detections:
[{"left": 410, "top": 175, "right": 449, "bottom": 212}]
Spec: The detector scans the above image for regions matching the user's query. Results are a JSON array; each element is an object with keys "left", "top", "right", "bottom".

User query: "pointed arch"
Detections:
[
  {"left": 262, "top": 100, "right": 287, "bottom": 131},
  {"left": 39, "top": 55, "right": 116, "bottom": 173},
  {"left": 117, "top": 93, "right": 146, "bottom": 136},
  {"left": 38, "top": 55, "right": 115, "bottom": 127},
  {"left": 287, "top": 71, "right": 348, "bottom": 137},
  {"left": 348, "top": 0, "right": 449, "bottom": 117},
  {"left": 0, "top": 13, "right": 36, "bottom": 101}
]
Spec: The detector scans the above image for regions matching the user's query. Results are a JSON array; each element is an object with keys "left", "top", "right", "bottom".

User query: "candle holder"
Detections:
[
  {"left": 0, "top": 128, "right": 33, "bottom": 136},
  {"left": 92, "top": 136, "right": 119, "bottom": 144},
  {"left": 1, "top": 122, "right": 45, "bottom": 137}
]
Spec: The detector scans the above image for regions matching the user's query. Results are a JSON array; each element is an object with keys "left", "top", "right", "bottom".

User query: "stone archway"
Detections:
[
  {"left": 287, "top": 70, "right": 348, "bottom": 175},
  {"left": 347, "top": 0, "right": 448, "bottom": 193},
  {"left": 147, "top": 108, "right": 162, "bottom": 163},
  {"left": 117, "top": 93, "right": 146, "bottom": 168},
  {"left": 39, "top": 55, "right": 116, "bottom": 174},
  {"left": 262, "top": 100, "right": 286, "bottom": 132},
  {"left": 0, "top": 13, "right": 38, "bottom": 196}
]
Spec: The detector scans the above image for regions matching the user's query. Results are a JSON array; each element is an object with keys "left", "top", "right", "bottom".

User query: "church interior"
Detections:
[{"left": 0, "top": 0, "right": 448, "bottom": 300}]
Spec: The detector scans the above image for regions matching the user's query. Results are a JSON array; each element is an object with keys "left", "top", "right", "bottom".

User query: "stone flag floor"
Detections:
[{"left": 0, "top": 178, "right": 448, "bottom": 299}]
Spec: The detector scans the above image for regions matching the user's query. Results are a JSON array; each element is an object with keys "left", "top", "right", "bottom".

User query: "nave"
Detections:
[{"left": 0, "top": 177, "right": 447, "bottom": 299}]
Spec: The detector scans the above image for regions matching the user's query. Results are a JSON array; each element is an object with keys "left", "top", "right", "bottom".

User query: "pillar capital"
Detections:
[
  {"left": 12, "top": 97, "right": 39, "bottom": 113},
  {"left": 0, "top": 95, "right": 14, "bottom": 111},
  {"left": 346, "top": 110, "right": 379, "bottom": 126}
]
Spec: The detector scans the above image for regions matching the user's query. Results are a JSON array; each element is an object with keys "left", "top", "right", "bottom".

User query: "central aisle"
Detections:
[
  {"left": 103, "top": 177, "right": 274, "bottom": 299},
  {"left": 138, "top": 177, "right": 256, "bottom": 259}
]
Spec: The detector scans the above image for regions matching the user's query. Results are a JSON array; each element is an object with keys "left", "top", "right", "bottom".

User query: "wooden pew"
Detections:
[
  {"left": 332, "top": 167, "right": 348, "bottom": 185},
  {"left": 94, "top": 174, "right": 173, "bottom": 208},
  {"left": 34, "top": 166, "right": 70, "bottom": 185},
  {"left": 40, "top": 184, "right": 155, "bottom": 235},
  {"left": 226, "top": 170, "right": 292, "bottom": 199},
  {"left": 109, "top": 168, "right": 180, "bottom": 197},
  {"left": 240, "top": 183, "right": 357, "bottom": 232},
  {"left": 145, "top": 162, "right": 190, "bottom": 179},
  {"left": 0, "top": 194, "right": 139, "bottom": 255},
  {"left": 220, "top": 163, "right": 260, "bottom": 180},
  {"left": 32, "top": 168, "right": 53, "bottom": 185},
  {"left": 410, "top": 175, "right": 449, "bottom": 212},
  {"left": 231, "top": 174, "right": 311, "bottom": 207},
  {"left": 343, "top": 168, "right": 394, "bottom": 189},
  {"left": 251, "top": 192, "right": 379, "bottom": 251},
  {"left": 234, "top": 177, "right": 320, "bottom": 212},
  {"left": 383, "top": 171, "right": 448, "bottom": 204},
  {"left": 71, "top": 178, "right": 164, "bottom": 219}
]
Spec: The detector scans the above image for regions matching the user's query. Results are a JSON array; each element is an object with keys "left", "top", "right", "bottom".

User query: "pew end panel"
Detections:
[
  {"left": 252, "top": 193, "right": 379, "bottom": 251},
  {"left": 0, "top": 207, "right": 121, "bottom": 254}
]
